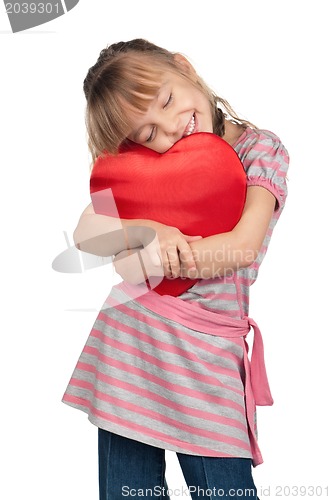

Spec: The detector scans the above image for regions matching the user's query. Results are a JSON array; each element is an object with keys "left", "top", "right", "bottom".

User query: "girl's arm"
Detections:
[
  {"left": 73, "top": 202, "right": 144, "bottom": 255},
  {"left": 73, "top": 202, "right": 202, "bottom": 277},
  {"left": 113, "top": 186, "right": 276, "bottom": 283},
  {"left": 181, "top": 186, "right": 276, "bottom": 279}
]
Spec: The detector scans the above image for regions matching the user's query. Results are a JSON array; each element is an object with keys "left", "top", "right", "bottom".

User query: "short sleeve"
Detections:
[{"left": 241, "top": 130, "right": 289, "bottom": 214}]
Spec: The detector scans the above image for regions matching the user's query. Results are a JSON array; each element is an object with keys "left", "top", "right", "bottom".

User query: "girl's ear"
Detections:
[{"left": 173, "top": 54, "right": 197, "bottom": 76}]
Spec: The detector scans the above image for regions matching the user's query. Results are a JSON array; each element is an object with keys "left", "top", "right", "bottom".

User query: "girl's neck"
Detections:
[{"left": 223, "top": 120, "right": 246, "bottom": 146}]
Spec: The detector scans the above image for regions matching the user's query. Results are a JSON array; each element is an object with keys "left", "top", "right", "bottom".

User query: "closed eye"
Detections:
[
  {"left": 145, "top": 92, "right": 172, "bottom": 143},
  {"left": 163, "top": 93, "right": 173, "bottom": 108},
  {"left": 146, "top": 126, "right": 156, "bottom": 143}
]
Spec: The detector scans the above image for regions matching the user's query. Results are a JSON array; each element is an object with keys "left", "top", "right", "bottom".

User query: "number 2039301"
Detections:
[
  {"left": 5, "top": 3, "right": 61, "bottom": 14},
  {"left": 261, "top": 485, "right": 329, "bottom": 497}
]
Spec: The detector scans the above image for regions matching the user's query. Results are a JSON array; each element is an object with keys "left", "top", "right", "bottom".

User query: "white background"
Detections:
[{"left": 1, "top": 1, "right": 331, "bottom": 499}]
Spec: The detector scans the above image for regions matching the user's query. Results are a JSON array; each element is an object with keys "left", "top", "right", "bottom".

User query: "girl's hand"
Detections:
[
  {"left": 136, "top": 221, "right": 202, "bottom": 279},
  {"left": 113, "top": 247, "right": 164, "bottom": 285},
  {"left": 117, "top": 221, "right": 202, "bottom": 282},
  {"left": 112, "top": 248, "right": 149, "bottom": 285}
]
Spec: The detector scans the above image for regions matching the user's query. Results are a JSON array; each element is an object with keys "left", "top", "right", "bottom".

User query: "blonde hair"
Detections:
[{"left": 83, "top": 39, "right": 256, "bottom": 163}]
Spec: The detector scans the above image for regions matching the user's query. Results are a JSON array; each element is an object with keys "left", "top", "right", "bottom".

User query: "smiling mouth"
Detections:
[{"left": 183, "top": 113, "right": 196, "bottom": 137}]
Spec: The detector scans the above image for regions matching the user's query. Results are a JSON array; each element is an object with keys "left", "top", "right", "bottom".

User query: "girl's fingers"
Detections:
[
  {"left": 142, "top": 230, "right": 201, "bottom": 279},
  {"left": 166, "top": 248, "right": 181, "bottom": 278},
  {"left": 183, "top": 234, "right": 203, "bottom": 241},
  {"left": 177, "top": 240, "right": 197, "bottom": 271}
]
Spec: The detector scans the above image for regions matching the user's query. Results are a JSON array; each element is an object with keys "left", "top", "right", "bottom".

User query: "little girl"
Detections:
[{"left": 62, "top": 39, "right": 289, "bottom": 500}]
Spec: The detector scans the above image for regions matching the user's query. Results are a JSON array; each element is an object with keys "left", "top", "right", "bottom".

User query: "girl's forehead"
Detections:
[{"left": 118, "top": 75, "right": 171, "bottom": 114}]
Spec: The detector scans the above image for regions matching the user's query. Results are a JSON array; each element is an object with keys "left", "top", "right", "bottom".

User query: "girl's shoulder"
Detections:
[
  {"left": 233, "top": 127, "right": 289, "bottom": 214},
  {"left": 233, "top": 127, "right": 287, "bottom": 152},
  {"left": 233, "top": 127, "right": 290, "bottom": 169}
]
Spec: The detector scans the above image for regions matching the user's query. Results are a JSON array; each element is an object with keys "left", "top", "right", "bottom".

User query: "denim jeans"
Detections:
[{"left": 98, "top": 428, "right": 259, "bottom": 500}]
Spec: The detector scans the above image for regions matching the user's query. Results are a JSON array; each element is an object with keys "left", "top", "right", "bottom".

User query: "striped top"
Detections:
[{"left": 62, "top": 127, "right": 289, "bottom": 466}]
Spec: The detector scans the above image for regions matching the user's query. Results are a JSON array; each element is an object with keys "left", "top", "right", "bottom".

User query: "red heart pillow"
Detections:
[{"left": 90, "top": 132, "right": 247, "bottom": 296}]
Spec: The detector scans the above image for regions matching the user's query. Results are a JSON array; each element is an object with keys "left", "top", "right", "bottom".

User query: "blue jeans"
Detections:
[{"left": 98, "top": 428, "right": 259, "bottom": 499}]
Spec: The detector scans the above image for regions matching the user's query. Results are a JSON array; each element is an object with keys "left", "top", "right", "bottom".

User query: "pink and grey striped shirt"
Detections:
[{"left": 62, "top": 127, "right": 289, "bottom": 466}]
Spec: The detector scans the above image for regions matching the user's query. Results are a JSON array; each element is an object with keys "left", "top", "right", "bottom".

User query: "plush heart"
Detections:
[{"left": 90, "top": 132, "right": 247, "bottom": 296}]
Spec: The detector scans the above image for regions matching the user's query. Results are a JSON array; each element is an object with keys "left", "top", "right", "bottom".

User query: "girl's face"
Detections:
[{"left": 127, "top": 71, "right": 213, "bottom": 153}]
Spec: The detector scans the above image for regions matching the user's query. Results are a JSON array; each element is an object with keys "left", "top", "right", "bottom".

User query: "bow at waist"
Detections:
[{"left": 241, "top": 317, "right": 274, "bottom": 407}]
